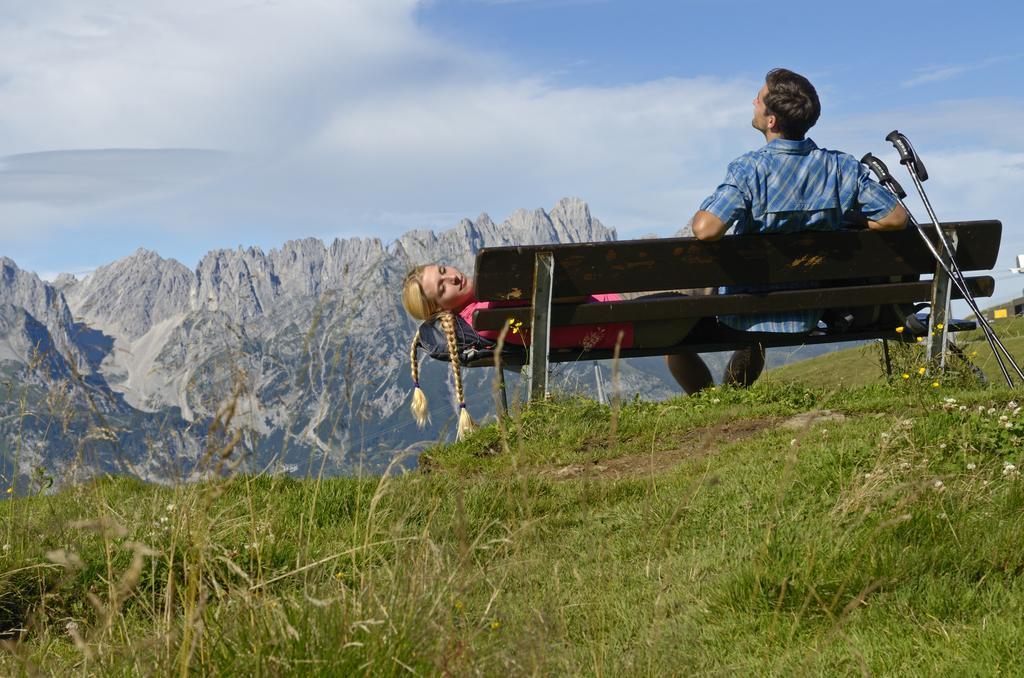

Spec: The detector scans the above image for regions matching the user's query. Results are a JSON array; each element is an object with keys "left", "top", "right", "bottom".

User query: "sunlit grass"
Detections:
[{"left": 3, "top": 366, "right": 1024, "bottom": 674}]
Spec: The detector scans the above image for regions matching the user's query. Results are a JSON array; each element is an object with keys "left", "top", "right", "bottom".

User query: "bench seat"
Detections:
[{"left": 466, "top": 220, "right": 1002, "bottom": 397}]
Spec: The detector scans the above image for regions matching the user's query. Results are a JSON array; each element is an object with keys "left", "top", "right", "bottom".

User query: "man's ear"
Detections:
[{"left": 766, "top": 113, "right": 779, "bottom": 134}]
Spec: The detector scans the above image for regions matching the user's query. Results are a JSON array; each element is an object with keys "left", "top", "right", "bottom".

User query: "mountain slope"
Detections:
[{"left": 2, "top": 198, "right": 687, "bottom": 488}]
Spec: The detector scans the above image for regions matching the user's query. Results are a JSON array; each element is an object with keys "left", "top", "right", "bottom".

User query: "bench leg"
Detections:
[
  {"left": 528, "top": 251, "right": 554, "bottom": 402},
  {"left": 881, "top": 338, "right": 893, "bottom": 377},
  {"left": 927, "top": 227, "right": 958, "bottom": 371}
]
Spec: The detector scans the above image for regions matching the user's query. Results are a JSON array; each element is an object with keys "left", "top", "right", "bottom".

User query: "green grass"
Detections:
[
  {"left": 4, "top": 338, "right": 1024, "bottom": 674},
  {"left": 768, "top": 315, "right": 1024, "bottom": 389}
]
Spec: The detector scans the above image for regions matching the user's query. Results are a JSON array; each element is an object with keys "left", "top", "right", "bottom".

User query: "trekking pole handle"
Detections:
[
  {"left": 885, "top": 130, "right": 929, "bottom": 181},
  {"left": 861, "top": 153, "right": 907, "bottom": 199}
]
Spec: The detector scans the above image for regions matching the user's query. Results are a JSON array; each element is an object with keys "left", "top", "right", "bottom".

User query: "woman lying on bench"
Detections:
[{"left": 401, "top": 263, "right": 691, "bottom": 439}]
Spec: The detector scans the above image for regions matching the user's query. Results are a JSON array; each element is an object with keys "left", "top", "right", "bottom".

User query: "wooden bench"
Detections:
[{"left": 468, "top": 220, "right": 1001, "bottom": 400}]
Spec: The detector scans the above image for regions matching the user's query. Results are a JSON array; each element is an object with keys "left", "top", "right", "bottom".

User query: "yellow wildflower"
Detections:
[
  {"left": 895, "top": 326, "right": 905, "bottom": 334},
  {"left": 916, "top": 337, "right": 924, "bottom": 343},
  {"left": 490, "top": 620, "right": 501, "bottom": 630},
  {"left": 931, "top": 381, "right": 940, "bottom": 388},
  {"left": 936, "top": 323, "right": 944, "bottom": 330},
  {"left": 901, "top": 373, "right": 910, "bottom": 380},
  {"left": 918, "top": 367, "right": 926, "bottom": 375},
  {"left": 5, "top": 487, "right": 12, "bottom": 495}
]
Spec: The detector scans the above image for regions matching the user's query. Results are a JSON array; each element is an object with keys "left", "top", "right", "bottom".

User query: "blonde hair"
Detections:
[{"left": 403, "top": 266, "right": 476, "bottom": 440}]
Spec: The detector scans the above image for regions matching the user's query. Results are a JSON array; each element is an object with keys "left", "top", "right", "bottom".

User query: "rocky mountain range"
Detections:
[{"left": 1, "top": 198, "right": 690, "bottom": 491}]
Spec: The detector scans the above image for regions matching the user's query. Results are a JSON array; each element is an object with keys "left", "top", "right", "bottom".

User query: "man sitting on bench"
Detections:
[{"left": 666, "top": 67, "right": 909, "bottom": 394}]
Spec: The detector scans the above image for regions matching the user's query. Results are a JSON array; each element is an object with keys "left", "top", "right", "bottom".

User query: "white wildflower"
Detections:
[
  {"left": 711, "top": 398, "right": 721, "bottom": 404},
  {"left": 988, "top": 407, "right": 997, "bottom": 415},
  {"left": 880, "top": 432, "right": 891, "bottom": 440},
  {"left": 978, "top": 405, "right": 987, "bottom": 413},
  {"left": 1000, "top": 415, "right": 1009, "bottom": 422},
  {"left": 939, "top": 443, "right": 947, "bottom": 449},
  {"left": 959, "top": 405, "right": 967, "bottom": 411},
  {"left": 1014, "top": 407, "right": 1022, "bottom": 416},
  {"left": 790, "top": 438, "right": 797, "bottom": 447},
  {"left": 1006, "top": 423, "right": 1014, "bottom": 429},
  {"left": 2, "top": 543, "right": 10, "bottom": 552},
  {"left": 1003, "top": 462, "right": 1018, "bottom": 476},
  {"left": 933, "top": 480, "right": 945, "bottom": 490},
  {"left": 166, "top": 503, "right": 175, "bottom": 512},
  {"left": 900, "top": 462, "right": 912, "bottom": 470},
  {"left": 967, "top": 462, "right": 977, "bottom": 470},
  {"left": 1008, "top": 400, "right": 1019, "bottom": 410}
]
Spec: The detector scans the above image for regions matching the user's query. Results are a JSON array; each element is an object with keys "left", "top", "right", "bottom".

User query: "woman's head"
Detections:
[
  {"left": 403, "top": 263, "right": 477, "bottom": 440},
  {"left": 402, "top": 264, "right": 475, "bottom": 320}
]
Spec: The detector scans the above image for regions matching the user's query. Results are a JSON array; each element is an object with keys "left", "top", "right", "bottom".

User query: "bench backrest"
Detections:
[{"left": 473, "top": 221, "right": 1001, "bottom": 301}]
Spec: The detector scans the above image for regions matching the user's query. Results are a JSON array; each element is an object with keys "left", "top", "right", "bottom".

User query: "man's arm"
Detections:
[
  {"left": 867, "top": 203, "right": 908, "bottom": 231},
  {"left": 691, "top": 210, "right": 729, "bottom": 241}
]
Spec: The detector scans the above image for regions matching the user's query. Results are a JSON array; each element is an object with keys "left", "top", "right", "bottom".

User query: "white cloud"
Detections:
[
  {"left": 0, "top": 149, "right": 230, "bottom": 206},
  {"left": 902, "top": 65, "right": 972, "bottom": 88},
  {"left": 0, "top": 0, "right": 757, "bottom": 253},
  {"left": 0, "top": 0, "right": 431, "bottom": 152},
  {"left": 0, "top": 0, "right": 1022, "bottom": 290},
  {"left": 901, "top": 55, "right": 1020, "bottom": 88}
]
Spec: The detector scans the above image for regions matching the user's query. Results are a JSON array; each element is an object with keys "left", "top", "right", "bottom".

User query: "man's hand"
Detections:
[
  {"left": 691, "top": 210, "right": 728, "bottom": 241},
  {"left": 867, "top": 204, "right": 909, "bottom": 231}
]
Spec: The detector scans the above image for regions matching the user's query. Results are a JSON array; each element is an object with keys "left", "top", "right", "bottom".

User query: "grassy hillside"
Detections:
[
  {"left": 767, "top": 315, "right": 1024, "bottom": 389},
  {"left": 3, "top": 330, "right": 1024, "bottom": 674}
]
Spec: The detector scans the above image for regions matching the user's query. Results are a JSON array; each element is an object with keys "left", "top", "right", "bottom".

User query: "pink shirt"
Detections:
[{"left": 459, "top": 293, "right": 634, "bottom": 350}]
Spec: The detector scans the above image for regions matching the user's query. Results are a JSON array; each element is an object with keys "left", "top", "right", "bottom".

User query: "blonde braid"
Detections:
[
  {"left": 409, "top": 328, "right": 429, "bottom": 427},
  {"left": 440, "top": 311, "right": 475, "bottom": 440}
]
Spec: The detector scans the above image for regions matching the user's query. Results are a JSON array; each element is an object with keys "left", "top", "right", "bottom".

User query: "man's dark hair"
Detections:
[{"left": 763, "top": 68, "right": 820, "bottom": 139}]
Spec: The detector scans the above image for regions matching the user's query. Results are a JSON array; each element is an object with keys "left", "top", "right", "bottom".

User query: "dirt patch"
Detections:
[
  {"left": 779, "top": 409, "right": 847, "bottom": 430},
  {"left": 541, "top": 417, "right": 779, "bottom": 481},
  {"left": 540, "top": 410, "right": 849, "bottom": 481}
]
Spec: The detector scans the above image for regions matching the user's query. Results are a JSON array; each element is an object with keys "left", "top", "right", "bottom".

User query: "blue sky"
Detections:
[{"left": 1, "top": 0, "right": 1023, "bottom": 302}]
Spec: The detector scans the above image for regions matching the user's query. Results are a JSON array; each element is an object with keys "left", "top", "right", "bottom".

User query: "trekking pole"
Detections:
[
  {"left": 862, "top": 152, "right": 1017, "bottom": 386},
  {"left": 862, "top": 151, "right": 1014, "bottom": 386},
  {"left": 884, "top": 131, "right": 1024, "bottom": 382},
  {"left": 886, "top": 131, "right": 955, "bottom": 370}
]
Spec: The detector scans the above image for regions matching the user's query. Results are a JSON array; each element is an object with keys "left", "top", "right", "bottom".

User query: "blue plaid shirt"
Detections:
[{"left": 699, "top": 137, "right": 899, "bottom": 332}]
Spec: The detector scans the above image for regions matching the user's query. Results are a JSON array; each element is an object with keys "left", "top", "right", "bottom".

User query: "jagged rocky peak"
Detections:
[
  {"left": 270, "top": 236, "right": 390, "bottom": 297},
  {"left": 194, "top": 245, "right": 276, "bottom": 321},
  {"left": 503, "top": 207, "right": 558, "bottom": 244},
  {"left": 52, "top": 272, "right": 79, "bottom": 294},
  {"left": 0, "top": 257, "right": 74, "bottom": 331},
  {"left": 194, "top": 237, "right": 393, "bottom": 322},
  {"left": 549, "top": 197, "right": 616, "bottom": 243},
  {"left": 394, "top": 198, "right": 611, "bottom": 274},
  {"left": 65, "top": 247, "right": 194, "bottom": 342},
  {"left": 322, "top": 236, "right": 389, "bottom": 289},
  {"left": 0, "top": 303, "right": 71, "bottom": 378},
  {"left": 0, "top": 259, "right": 86, "bottom": 373}
]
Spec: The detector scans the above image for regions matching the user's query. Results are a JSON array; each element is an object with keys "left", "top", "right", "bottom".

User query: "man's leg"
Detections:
[
  {"left": 665, "top": 352, "right": 714, "bottom": 394},
  {"left": 723, "top": 343, "right": 765, "bottom": 387}
]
